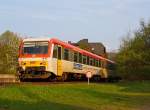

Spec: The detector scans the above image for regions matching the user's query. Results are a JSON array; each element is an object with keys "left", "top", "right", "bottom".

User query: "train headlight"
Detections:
[
  {"left": 40, "top": 62, "right": 46, "bottom": 65},
  {"left": 21, "top": 62, "right": 26, "bottom": 65},
  {"left": 42, "top": 62, "right": 46, "bottom": 65}
]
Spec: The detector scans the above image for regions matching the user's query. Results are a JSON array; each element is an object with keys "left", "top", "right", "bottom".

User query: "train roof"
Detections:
[
  {"left": 22, "top": 37, "right": 115, "bottom": 63},
  {"left": 50, "top": 38, "right": 115, "bottom": 63}
]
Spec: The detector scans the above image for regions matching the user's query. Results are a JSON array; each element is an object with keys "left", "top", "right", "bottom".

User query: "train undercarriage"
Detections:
[
  {"left": 17, "top": 67, "right": 108, "bottom": 82},
  {"left": 17, "top": 65, "right": 121, "bottom": 82}
]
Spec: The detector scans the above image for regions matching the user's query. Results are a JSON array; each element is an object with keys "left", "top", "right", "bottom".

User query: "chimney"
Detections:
[
  {"left": 68, "top": 41, "right": 72, "bottom": 44},
  {"left": 78, "top": 39, "right": 88, "bottom": 44}
]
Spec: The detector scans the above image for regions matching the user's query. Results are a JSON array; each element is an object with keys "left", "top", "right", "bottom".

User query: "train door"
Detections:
[
  {"left": 101, "top": 60, "right": 108, "bottom": 78},
  {"left": 57, "top": 46, "right": 63, "bottom": 76}
]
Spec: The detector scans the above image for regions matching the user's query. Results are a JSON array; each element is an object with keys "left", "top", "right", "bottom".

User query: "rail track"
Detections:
[
  {"left": 0, "top": 74, "right": 118, "bottom": 86},
  {"left": 0, "top": 79, "right": 106, "bottom": 86}
]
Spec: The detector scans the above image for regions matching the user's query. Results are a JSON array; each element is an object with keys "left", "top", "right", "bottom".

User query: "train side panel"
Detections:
[{"left": 48, "top": 58, "right": 105, "bottom": 78}]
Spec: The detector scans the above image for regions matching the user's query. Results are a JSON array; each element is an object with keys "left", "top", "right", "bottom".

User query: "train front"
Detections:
[{"left": 18, "top": 38, "right": 52, "bottom": 81}]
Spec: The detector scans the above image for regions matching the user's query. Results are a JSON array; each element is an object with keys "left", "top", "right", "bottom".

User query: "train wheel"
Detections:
[
  {"left": 62, "top": 73, "right": 68, "bottom": 81},
  {"left": 47, "top": 72, "right": 56, "bottom": 82},
  {"left": 19, "top": 74, "right": 25, "bottom": 82},
  {"left": 19, "top": 78, "right": 23, "bottom": 82},
  {"left": 92, "top": 75, "right": 101, "bottom": 82}
]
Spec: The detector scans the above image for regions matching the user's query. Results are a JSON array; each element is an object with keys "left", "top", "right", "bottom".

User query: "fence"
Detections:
[{"left": 0, "top": 74, "right": 19, "bottom": 83}]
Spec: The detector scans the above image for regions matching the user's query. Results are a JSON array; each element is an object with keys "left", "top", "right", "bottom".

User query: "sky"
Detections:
[{"left": 0, "top": 0, "right": 150, "bottom": 51}]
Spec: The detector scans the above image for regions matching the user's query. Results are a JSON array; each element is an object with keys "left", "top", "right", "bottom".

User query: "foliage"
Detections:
[
  {"left": 0, "top": 30, "right": 21, "bottom": 74},
  {"left": 116, "top": 21, "right": 150, "bottom": 80}
]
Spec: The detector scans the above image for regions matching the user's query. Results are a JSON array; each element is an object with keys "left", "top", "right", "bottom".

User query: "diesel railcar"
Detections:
[{"left": 18, "top": 38, "right": 115, "bottom": 81}]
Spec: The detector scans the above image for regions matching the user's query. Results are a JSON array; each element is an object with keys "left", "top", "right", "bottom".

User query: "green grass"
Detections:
[{"left": 0, "top": 81, "right": 150, "bottom": 110}]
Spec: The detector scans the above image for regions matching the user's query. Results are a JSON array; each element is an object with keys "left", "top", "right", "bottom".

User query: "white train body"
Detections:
[{"left": 18, "top": 38, "right": 112, "bottom": 80}]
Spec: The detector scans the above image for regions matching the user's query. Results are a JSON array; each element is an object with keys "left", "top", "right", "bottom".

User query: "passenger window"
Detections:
[
  {"left": 64, "top": 49, "right": 69, "bottom": 60},
  {"left": 103, "top": 61, "right": 107, "bottom": 68},
  {"left": 83, "top": 55, "right": 87, "bottom": 64},
  {"left": 69, "top": 50, "right": 74, "bottom": 61},
  {"left": 96, "top": 60, "right": 99, "bottom": 67},
  {"left": 79, "top": 53, "right": 82, "bottom": 63},
  {"left": 74, "top": 52, "right": 78, "bottom": 62},
  {"left": 90, "top": 58, "right": 93, "bottom": 66},
  {"left": 93, "top": 59, "right": 96, "bottom": 66},
  {"left": 53, "top": 45, "right": 57, "bottom": 58},
  {"left": 87, "top": 56, "right": 89, "bottom": 65},
  {"left": 101, "top": 60, "right": 106, "bottom": 68},
  {"left": 99, "top": 60, "right": 101, "bottom": 67}
]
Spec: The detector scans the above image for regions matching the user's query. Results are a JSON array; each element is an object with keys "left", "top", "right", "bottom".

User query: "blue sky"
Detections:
[{"left": 0, "top": 0, "right": 150, "bottom": 51}]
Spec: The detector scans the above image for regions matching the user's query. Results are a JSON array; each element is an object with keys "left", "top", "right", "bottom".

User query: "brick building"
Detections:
[{"left": 69, "top": 39, "right": 107, "bottom": 57}]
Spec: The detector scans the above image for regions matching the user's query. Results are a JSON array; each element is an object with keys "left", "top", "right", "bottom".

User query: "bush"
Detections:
[
  {"left": 0, "top": 31, "right": 21, "bottom": 74},
  {"left": 116, "top": 21, "right": 150, "bottom": 80}
]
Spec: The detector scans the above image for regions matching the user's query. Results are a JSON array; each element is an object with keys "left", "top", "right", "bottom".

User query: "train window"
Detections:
[
  {"left": 69, "top": 50, "right": 74, "bottom": 61},
  {"left": 101, "top": 61, "right": 107, "bottom": 68},
  {"left": 53, "top": 45, "right": 57, "bottom": 58},
  {"left": 83, "top": 55, "right": 87, "bottom": 64},
  {"left": 64, "top": 49, "right": 69, "bottom": 60},
  {"left": 90, "top": 58, "right": 93, "bottom": 66},
  {"left": 79, "top": 53, "right": 82, "bottom": 63},
  {"left": 99, "top": 60, "right": 101, "bottom": 67},
  {"left": 23, "top": 41, "right": 48, "bottom": 54},
  {"left": 104, "top": 61, "right": 107, "bottom": 68},
  {"left": 95, "top": 60, "right": 99, "bottom": 67},
  {"left": 101, "top": 61, "right": 104, "bottom": 67},
  {"left": 74, "top": 52, "right": 78, "bottom": 62},
  {"left": 93, "top": 59, "right": 96, "bottom": 66},
  {"left": 87, "top": 56, "right": 89, "bottom": 65}
]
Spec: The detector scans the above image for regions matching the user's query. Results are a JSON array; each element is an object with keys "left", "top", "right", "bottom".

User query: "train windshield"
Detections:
[{"left": 23, "top": 41, "right": 48, "bottom": 54}]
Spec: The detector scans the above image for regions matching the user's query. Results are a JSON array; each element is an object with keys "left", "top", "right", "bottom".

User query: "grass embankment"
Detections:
[{"left": 0, "top": 81, "right": 150, "bottom": 110}]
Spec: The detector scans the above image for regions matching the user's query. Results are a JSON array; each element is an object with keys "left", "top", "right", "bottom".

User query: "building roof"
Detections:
[{"left": 69, "top": 39, "right": 106, "bottom": 56}]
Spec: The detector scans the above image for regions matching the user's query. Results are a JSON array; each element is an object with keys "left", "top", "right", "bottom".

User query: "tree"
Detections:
[
  {"left": 0, "top": 31, "right": 21, "bottom": 74},
  {"left": 116, "top": 21, "right": 150, "bottom": 80}
]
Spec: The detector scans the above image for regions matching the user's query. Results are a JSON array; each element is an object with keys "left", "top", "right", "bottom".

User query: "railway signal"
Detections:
[{"left": 86, "top": 71, "right": 92, "bottom": 85}]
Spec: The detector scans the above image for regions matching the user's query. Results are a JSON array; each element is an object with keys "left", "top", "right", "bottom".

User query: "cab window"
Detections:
[{"left": 53, "top": 45, "right": 57, "bottom": 58}]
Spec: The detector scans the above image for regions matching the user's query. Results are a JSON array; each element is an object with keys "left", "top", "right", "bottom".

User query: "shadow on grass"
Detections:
[
  {"left": 0, "top": 82, "right": 150, "bottom": 110},
  {"left": 115, "top": 81, "right": 150, "bottom": 93},
  {"left": 0, "top": 84, "right": 133, "bottom": 110},
  {"left": 74, "top": 87, "right": 130, "bottom": 103},
  {"left": 0, "top": 98, "right": 91, "bottom": 110},
  {"left": 0, "top": 87, "right": 90, "bottom": 110},
  {"left": 72, "top": 86, "right": 150, "bottom": 108},
  {"left": 0, "top": 86, "right": 92, "bottom": 110}
]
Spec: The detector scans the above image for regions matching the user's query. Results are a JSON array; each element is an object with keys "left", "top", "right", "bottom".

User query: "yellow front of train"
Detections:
[{"left": 18, "top": 38, "right": 52, "bottom": 80}]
